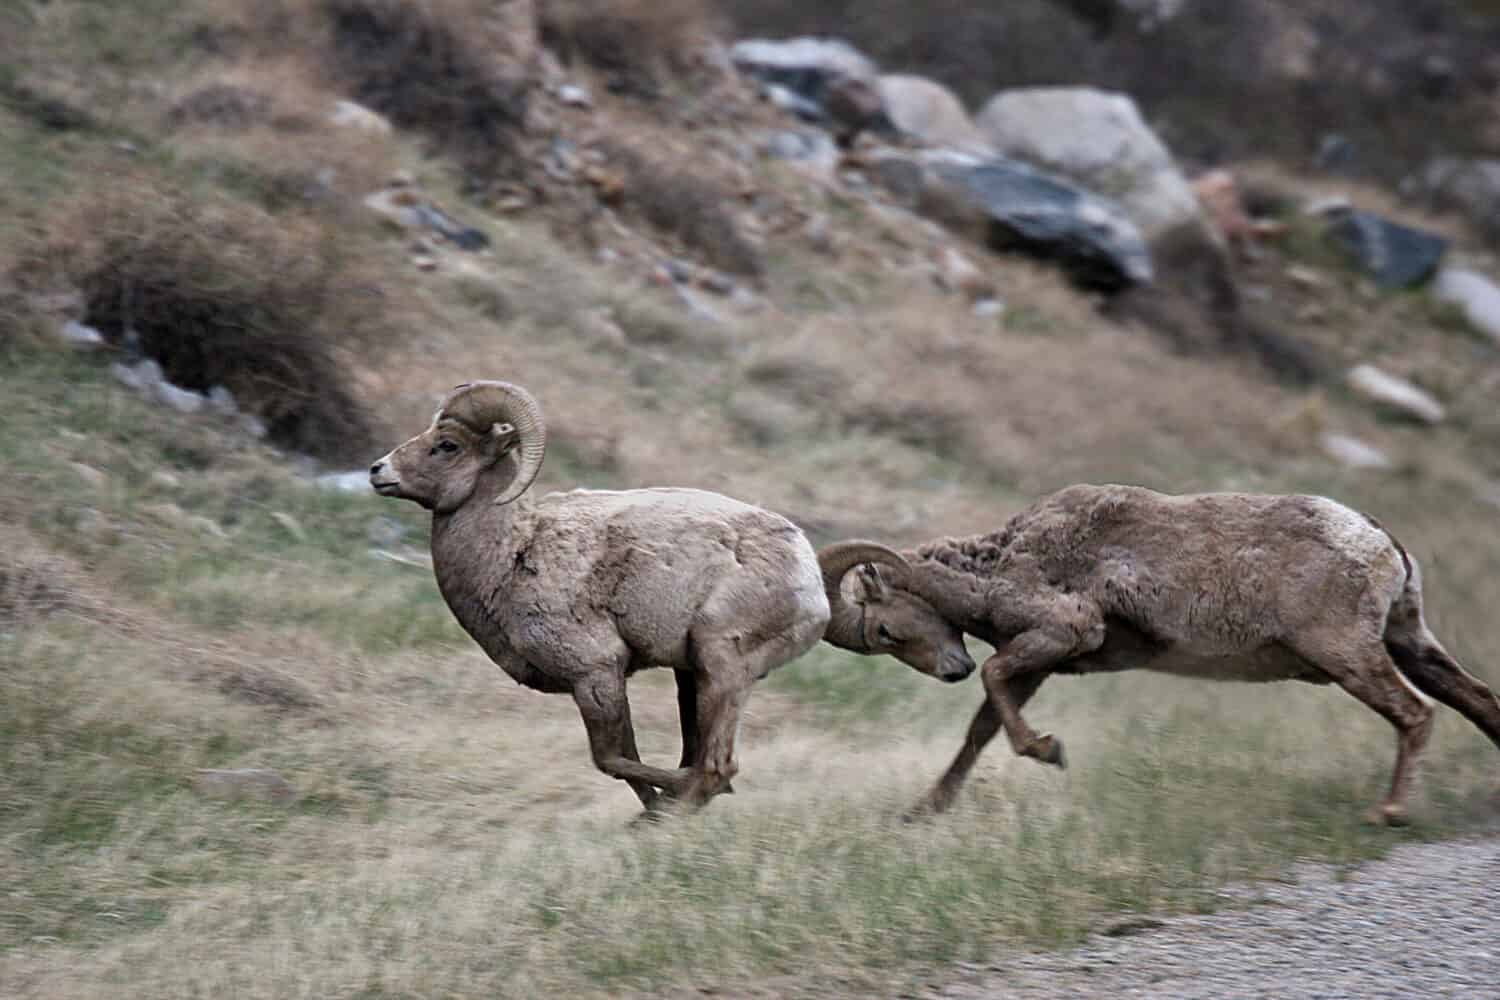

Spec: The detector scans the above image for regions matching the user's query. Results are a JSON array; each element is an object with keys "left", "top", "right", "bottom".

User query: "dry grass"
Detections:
[{"left": 540, "top": 0, "right": 720, "bottom": 97}]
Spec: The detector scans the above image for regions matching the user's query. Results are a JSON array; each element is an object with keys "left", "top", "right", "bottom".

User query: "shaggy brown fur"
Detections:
[
  {"left": 822, "top": 484, "right": 1500, "bottom": 825},
  {"left": 371, "top": 382, "right": 829, "bottom": 813}
]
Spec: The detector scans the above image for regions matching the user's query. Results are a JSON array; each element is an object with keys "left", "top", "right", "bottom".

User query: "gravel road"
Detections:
[{"left": 929, "top": 837, "right": 1500, "bottom": 999}]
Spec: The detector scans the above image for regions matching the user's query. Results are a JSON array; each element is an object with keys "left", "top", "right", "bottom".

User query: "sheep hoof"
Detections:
[
  {"left": 1028, "top": 733, "right": 1066, "bottom": 769},
  {"left": 1365, "top": 803, "right": 1410, "bottom": 828}
]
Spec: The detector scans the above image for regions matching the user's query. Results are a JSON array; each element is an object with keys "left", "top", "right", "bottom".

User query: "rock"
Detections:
[
  {"left": 934, "top": 246, "right": 995, "bottom": 301},
  {"left": 1304, "top": 195, "right": 1353, "bottom": 218},
  {"left": 1320, "top": 432, "right": 1392, "bottom": 470},
  {"left": 364, "top": 188, "right": 489, "bottom": 250},
  {"left": 153, "top": 380, "right": 207, "bottom": 415},
  {"left": 207, "top": 385, "right": 239, "bottom": 418},
  {"left": 1433, "top": 268, "right": 1500, "bottom": 345},
  {"left": 973, "top": 297, "right": 1005, "bottom": 319},
  {"left": 1285, "top": 265, "right": 1328, "bottom": 290},
  {"left": 557, "top": 84, "right": 592, "bottom": 109},
  {"left": 803, "top": 212, "right": 838, "bottom": 255},
  {"left": 730, "top": 37, "right": 878, "bottom": 117},
  {"left": 1413, "top": 158, "right": 1500, "bottom": 241},
  {"left": 151, "top": 469, "right": 181, "bottom": 490},
  {"left": 69, "top": 462, "right": 107, "bottom": 488},
  {"left": 328, "top": 99, "right": 392, "bottom": 135},
  {"left": 1324, "top": 210, "right": 1447, "bottom": 289},
  {"left": 867, "top": 149, "right": 1151, "bottom": 290},
  {"left": 58, "top": 319, "right": 105, "bottom": 350},
  {"left": 975, "top": 87, "right": 1202, "bottom": 240},
  {"left": 877, "top": 74, "right": 991, "bottom": 154},
  {"left": 1346, "top": 365, "right": 1445, "bottom": 424},
  {"left": 316, "top": 470, "right": 373, "bottom": 494},
  {"left": 193, "top": 768, "right": 295, "bottom": 804},
  {"left": 762, "top": 83, "right": 823, "bottom": 121},
  {"left": 822, "top": 74, "right": 889, "bottom": 147},
  {"left": 111, "top": 358, "right": 165, "bottom": 394}
]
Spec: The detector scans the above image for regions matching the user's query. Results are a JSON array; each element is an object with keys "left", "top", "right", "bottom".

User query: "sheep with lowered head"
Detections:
[
  {"left": 820, "top": 484, "right": 1500, "bottom": 825},
  {"left": 369, "top": 381, "right": 829, "bottom": 812}
]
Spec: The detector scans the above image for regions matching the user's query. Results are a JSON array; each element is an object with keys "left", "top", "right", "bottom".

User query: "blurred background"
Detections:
[{"left": 2, "top": 2, "right": 1498, "bottom": 997}]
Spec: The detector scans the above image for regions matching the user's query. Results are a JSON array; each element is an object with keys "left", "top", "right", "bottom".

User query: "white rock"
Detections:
[
  {"left": 364, "top": 188, "right": 425, "bottom": 230},
  {"left": 1303, "top": 195, "right": 1353, "bottom": 217},
  {"left": 111, "top": 358, "right": 165, "bottom": 394},
  {"left": 58, "top": 320, "right": 105, "bottom": 350},
  {"left": 934, "top": 246, "right": 995, "bottom": 301},
  {"left": 557, "top": 84, "right": 592, "bottom": 109},
  {"left": 69, "top": 462, "right": 107, "bottom": 488},
  {"left": 153, "top": 379, "right": 206, "bottom": 415},
  {"left": 207, "top": 385, "right": 239, "bottom": 418},
  {"left": 975, "top": 86, "right": 1201, "bottom": 240},
  {"left": 1320, "top": 433, "right": 1392, "bottom": 470},
  {"left": 328, "top": 99, "right": 392, "bottom": 135},
  {"left": 730, "top": 37, "right": 878, "bottom": 87},
  {"left": 877, "top": 74, "right": 991, "bottom": 154},
  {"left": 1346, "top": 365, "right": 1445, "bottom": 424},
  {"left": 1433, "top": 268, "right": 1500, "bottom": 345}
]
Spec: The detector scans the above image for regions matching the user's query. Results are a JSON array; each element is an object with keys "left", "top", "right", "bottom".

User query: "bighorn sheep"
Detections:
[
  {"left": 819, "top": 484, "right": 1500, "bottom": 824},
  {"left": 370, "top": 381, "right": 829, "bottom": 811}
]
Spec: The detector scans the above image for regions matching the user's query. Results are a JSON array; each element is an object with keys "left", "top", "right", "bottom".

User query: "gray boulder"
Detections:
[
  {"left": 975, "top": 86, "right": 1201, "bottom": 241},
  {"left": 731, "top": 37, "right": 878, "bottom": 122},
  {"left": 1346, "top": 364, "right": 1445, "bottom": 425},
  {"left": 1413, "top": 158, "right": 1500, "bottom": 241},
  {"left": 1324, "top": 210, "right": 1447, "bottom": 289},
  {"left": 866, "top": 149, "right": 1151, "bottom": 290},
  {"left": 1433, "top": 268, "right": 1500, "bottom": 345},
  {"left": 877, "top": 74, "right": 991, "bottom": 154}
]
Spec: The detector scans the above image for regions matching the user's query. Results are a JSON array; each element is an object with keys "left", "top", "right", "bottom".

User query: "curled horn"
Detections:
[
  {"left": 437, "top": 381, "right": 547, "bottom": 506},
  {"left": 815, "top": 540, "right": 909, "bottom": 651}
]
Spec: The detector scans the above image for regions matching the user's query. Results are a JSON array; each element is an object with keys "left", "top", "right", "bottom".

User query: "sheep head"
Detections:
[
  {"left": 370, "top": 380, "right": 546, "bottom": 513},
  {"left": 817, "top": 541, "right": 975, "bottom": 683}
]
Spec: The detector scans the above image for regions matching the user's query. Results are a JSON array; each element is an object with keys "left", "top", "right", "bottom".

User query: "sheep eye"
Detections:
[
  {"left": 877, "top": 624, "right": 897, "bottom": 645},
  {"left": 435, "top": 440, "right": 459, "bottom": 454}
]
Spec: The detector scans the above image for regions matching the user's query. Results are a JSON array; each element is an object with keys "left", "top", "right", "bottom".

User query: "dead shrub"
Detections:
[
  {"left": 18, "top": 172, "right": 407, "bottom": 462},
  {"left": 316, "top": 0, "right": 529, "bottom": 179},
  {"left": 540, "top": 0, "right": 719, "bottom": 97},
  {"left": 603, "top": 142, "right": 764, "bottom": 278}
]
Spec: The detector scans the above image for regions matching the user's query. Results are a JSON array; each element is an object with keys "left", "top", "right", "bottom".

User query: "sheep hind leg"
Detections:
[
  {"left": 910, "top": 673, "right": 1049, "bottom": 819},
  {"left": 573, "top": 675, "right": 693, "bottom": 805},
  {"left": 1294, "top": 630, "right": 1434, "bottom": 826}
]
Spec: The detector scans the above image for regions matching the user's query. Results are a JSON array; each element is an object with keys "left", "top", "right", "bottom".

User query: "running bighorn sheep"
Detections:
[
  {"left": 370, "top": 381, "right": 829, "bottom": 811},
  {"left": 820, "top": 484, "right": 1500, "bottom": 824}
]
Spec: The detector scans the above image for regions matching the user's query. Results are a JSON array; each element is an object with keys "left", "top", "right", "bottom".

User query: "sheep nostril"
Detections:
[{"left": 370, "top": 461, "right": 385, "bottom": 475}]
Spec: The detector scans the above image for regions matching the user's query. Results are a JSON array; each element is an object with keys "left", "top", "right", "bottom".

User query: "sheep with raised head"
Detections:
[
  {"left": 819, "top": 484, "right": 1500, "bottom": 825},
  {"left": 369, "top": 381, "right": 829, "bottom": 811}
]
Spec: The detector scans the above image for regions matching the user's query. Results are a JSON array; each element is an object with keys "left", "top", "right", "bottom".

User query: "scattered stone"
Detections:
[
  {"left": 699, "top": 270, "right": 737, "bottom": 296},
  {"left": 192, "top": 768, "right": 296, "bottom": 804},
  {"left": 153, "top": 380, "right": 207, "bottom": 415},
  {"left": 270, "top": 511, "right": 308, "bottom": 543},
  {"left": 803, "top": 212, "right": 838, "bottom": 255},
  {"left": 1324, "top": 210, "right": 1448, "bottom": 289},
  {"left": 762, "top": 82, "right": 823, "bottom": 122},
  {"left": 822, "top": 74, "right": 890, "bottom": 147},
  {"left": 934, "top": 246, "right": 995, "bottom": 301},
  {"left": 110, "top": 358, "right": 165, "bottom": 394},
  {"left": 1346, "top": 365, "right": 1445, "bottom": 424},
  {"left": 730, "top": 37, "right": 879, "bottom": 119},
  {"left": 58, "top": 319, "right": 105, "bottom": 350},
  {"left": 762, "top": 129, "right": 840, "bottom": 171},
  {"left": 1320, "top": 432, "right": 1392, "bottom": 470},
  {"left": 878, "top": 74, "right": 990, "bottom": 154},
  {"left": 328, "top": 99, "right": 392, "bottom": 135},
  {"left": 976, "top": 86, "right": 1202, "bottom": 240},
  {"left": 1412, "top": 157, "right": 1500, "bottom": 240},
  {"left": 412, "top": 253, "right": 439, "bottom": 272},
  {"left": 866, "top": 149, "right": 1151, "bottom": 290},
  {"left": 69, "top": 462, "right": 107, "bottom": 489},
  {"left": 557, "top": 83, "right": 592, "bottom": 109},
  {"left": 1285, "top": 265, "right": 1328, "bottom": 290},
  {"left": 316, "top": 470, "right": 373, "bottom": 494},
  {"left": 1433, "top": 268, "right": 1500, "bottom": 345},
  {"left": 1303, "top": 195, "right": 1353, "bottom": 218},
  {"left": 151, "top": 469, "right": 182, "bottom": 490},
  {"left": 972, "top": 297, "right": 1006, "bottom": 319},
  {"left": 207, "top": 385, "right": 239, "bottom": 418},
  {"left": 364, "top": 187, "right": 489, "bottom": 250}
]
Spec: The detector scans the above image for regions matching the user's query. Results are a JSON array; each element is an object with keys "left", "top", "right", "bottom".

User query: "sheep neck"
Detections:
[{"left": 428, "top": 462, "right": 529, "bottom": 639}]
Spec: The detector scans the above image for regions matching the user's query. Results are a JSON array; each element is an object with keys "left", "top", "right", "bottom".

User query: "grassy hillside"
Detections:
[{"left": 2, "top": 2, "right": 1498, "bottom": 997}]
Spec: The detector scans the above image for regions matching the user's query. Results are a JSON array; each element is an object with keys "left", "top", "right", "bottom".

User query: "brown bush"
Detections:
[
  {"left": 540, "top": 0, "right": 719, "bottom": 97},
  {"left": 603, "top": 141, "right": 764, "bottom": 278},
  {"left": 316, "top": 0, "right": 530, "bottom": 179},
  {"left": 17, "top": 172, "right": 408, "bottom": 462}
]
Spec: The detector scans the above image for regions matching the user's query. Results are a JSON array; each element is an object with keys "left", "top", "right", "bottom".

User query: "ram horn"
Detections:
[
  {"left": 437, "top": 380, "right": 547, "bottom": 506},
  {"left": 816, "top": 540, "right": 909, "bottom": 650}
]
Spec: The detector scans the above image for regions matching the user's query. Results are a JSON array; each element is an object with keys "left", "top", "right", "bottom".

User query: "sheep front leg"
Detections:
[
  {"left": 911, "top": 672, "right": 1049, "bottom": 817},
  {"left": 981, "top": 625, "right": 1095, "bottom": 768},
  {"left": 573, "top": 675, "right": 693, "bottom": 805}
]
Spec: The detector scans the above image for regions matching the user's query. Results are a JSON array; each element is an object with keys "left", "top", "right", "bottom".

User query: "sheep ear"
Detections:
[
  {"left": 481, "top": 422, "right": 519, "bottom": 464},
  {"left": 855, "top": 563, "right": 889, "bottom": 603}
]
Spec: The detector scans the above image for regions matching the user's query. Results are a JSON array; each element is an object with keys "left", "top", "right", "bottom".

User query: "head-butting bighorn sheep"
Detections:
[
  {"left": 370, "top": 381, "right": 830, "bottom": 812},
  {"left": 820, "top": 484, "right": 1500, "bottom": 825}
]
